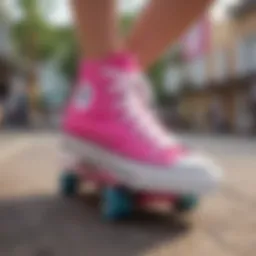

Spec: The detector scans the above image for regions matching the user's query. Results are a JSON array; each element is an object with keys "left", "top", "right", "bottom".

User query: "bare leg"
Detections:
[
  {"left": 70, "top": 0, "right": 122, "bottom": 59},
  {"left": 127, "top": 0, "right": 211, "bottom": 69}
]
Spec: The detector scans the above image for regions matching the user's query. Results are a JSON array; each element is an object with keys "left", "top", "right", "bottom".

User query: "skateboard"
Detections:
[{"left": 59, "top": 162, "right": 199, "bottom": 221}]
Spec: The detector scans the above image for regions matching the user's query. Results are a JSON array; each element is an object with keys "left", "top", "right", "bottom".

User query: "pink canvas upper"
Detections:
[{"left": 63, "top": 52, "right": 186, "bottom": 166}]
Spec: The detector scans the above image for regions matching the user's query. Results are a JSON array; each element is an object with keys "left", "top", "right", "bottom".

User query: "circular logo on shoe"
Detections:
[{"left": 73, "top": 82, "right": 94, "bottom": 110}]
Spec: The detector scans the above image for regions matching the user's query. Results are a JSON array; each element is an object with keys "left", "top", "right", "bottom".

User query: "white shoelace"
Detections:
[{"left": 105, "top": 69, "right": 177, "bottom": 149}]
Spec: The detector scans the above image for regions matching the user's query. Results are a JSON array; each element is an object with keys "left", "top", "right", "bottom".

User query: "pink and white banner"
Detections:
[{"left": 182, "top": 14, "right": 211, "bottom": 61}]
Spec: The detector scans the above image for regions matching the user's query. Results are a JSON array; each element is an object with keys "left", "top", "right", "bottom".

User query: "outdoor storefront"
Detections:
[{"left": 178, "top": 74, "right": 256, "bottom": 134}]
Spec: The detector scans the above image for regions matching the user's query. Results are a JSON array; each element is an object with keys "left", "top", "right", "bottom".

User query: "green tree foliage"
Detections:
[
  {"left": 12, "top": 0, "right": 78, "bottom": 81},
  {"left": 147, "top": 57, "right": 168, "bottom": 104},
  {"left": 12, "top": 0, "right": 57, "bottom": 61},
  {"left": 56, "top": 27, "right": 78, "bottom": 82},
  {"left": 0, "top": 1, "right": 7, "bottom": 21}
]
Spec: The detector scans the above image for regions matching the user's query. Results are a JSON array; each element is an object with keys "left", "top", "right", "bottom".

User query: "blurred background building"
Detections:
[{"left": 164, "top": 0, "right": 256, "bottom": 134}]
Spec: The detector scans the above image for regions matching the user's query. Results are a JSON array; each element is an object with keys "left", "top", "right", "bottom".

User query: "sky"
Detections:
[
  {"left": 48, "top": 0, "right": 146, "bottom": 25},
  {"left": 6, "top": 0, "right": 241, "bottom": 25}
]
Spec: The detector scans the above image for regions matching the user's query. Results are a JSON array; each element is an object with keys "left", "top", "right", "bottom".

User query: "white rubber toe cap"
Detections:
[{"left": 173, "top": 152, "right": 223, "bottom": 195}]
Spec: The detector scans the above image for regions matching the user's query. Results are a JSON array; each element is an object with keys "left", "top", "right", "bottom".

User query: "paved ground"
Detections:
[{"left": 0, "top": 132, "right": 255, "bottom": 256}]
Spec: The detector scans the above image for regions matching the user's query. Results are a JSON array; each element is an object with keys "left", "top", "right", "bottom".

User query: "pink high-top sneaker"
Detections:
[{"left": 62, "top": 52, "right": 222, "bottom": 195}]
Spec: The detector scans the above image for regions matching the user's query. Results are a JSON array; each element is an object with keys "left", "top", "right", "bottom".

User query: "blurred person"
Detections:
[
  {"left": 0, "top": 81, "right": 9, "bottom": 103},
  {"left": 0, "top": 81, "right": 9, "bottom": 126},
  {"left": 208, "top": 98, "right": 226, "bottom": 133},
  {"left": 5, "top": 76, "right": 29, "bottom": 127},
  {"left": 62, "top": 0, "right": 222, "bottom": 195}
]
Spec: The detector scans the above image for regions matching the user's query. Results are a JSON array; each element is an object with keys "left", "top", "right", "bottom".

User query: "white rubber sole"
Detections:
[{"left": 60, "top": 135, "right": 222, "bottom": 196}]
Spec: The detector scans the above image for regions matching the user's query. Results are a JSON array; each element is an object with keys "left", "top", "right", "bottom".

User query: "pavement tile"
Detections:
[{"left": 144, "top": 229, "right": 234, "bottom": 256}]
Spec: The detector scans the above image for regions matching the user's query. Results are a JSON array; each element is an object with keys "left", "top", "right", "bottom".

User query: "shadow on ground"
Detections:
[{"left": 0, "top": 195, "right": 191, "bottom": 256}]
